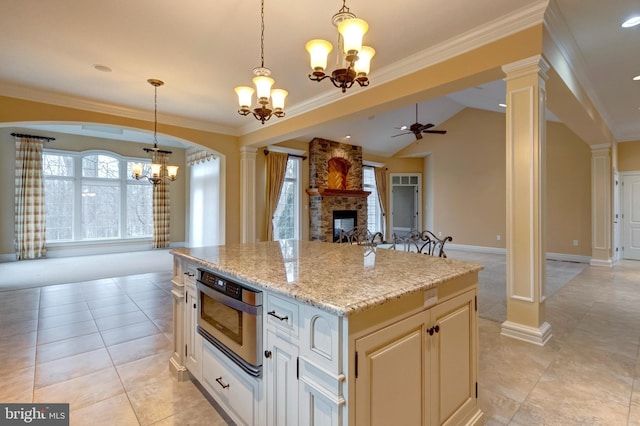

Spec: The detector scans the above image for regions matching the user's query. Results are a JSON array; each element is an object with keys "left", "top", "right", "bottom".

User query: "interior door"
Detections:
[
  {"left": 390, "top": 174, "right": 421, "bottom": 236},
  {"left": 622, "top": 173, "right": 640, "bottom": 260}
]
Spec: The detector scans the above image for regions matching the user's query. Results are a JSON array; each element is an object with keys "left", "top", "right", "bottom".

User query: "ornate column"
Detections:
[
  {"left": 240, "top": 146, "right": 257, "bottom": 243},
  {"left": 590, "top": 145, "right": 613, "bottom": 266},
  {"left": 501, "top": 55, "right": 552, "bottom": 345}
]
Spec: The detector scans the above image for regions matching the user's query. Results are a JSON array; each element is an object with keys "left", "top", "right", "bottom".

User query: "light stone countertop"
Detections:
[{"left": 171, "top": 240, "right": 483, "bottom": 316}]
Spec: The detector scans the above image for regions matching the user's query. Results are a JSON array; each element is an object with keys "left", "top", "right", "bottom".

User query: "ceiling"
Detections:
[{"left": 1, "top": 0, "right": 639, "bottom": 157}]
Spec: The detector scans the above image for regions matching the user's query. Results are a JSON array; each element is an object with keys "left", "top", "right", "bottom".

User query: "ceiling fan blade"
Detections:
[
  {"left": 420, "top": 123, "right": 434, "bottom": 131},
  {"left": 424, "top": 130, "right": 447, "bottom": 134},
  {"left": 391, "top": 132, "right": 411, "bottom": 138}
]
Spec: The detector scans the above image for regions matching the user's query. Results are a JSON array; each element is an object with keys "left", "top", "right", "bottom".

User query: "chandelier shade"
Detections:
[
  {"left": 235, "top": 0, "right": 287, "bottom": 124},
  {"left": 306, "top": 1, "right": 375, "bottom": 93},
  {"left": 306, "top": 39, "right": 333, "bottom": 74}
]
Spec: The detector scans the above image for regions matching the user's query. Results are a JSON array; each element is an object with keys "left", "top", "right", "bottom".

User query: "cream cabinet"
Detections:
[
  {"left": 184, "top": 277, "right": 202, "bottom": 382},
  {"left": 354, "top": 289, "right": 479, "bottom": 426}
]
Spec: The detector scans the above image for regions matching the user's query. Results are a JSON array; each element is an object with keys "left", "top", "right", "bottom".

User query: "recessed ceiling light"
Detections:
[
  {"left": 400, "top": 125, "right": 408, "bottom": 131},
  {"left": 93, "top": 64, "right": 112, "bottom": 72},
  {"left": 499, "top": 103, "right": 507, "bottom": 108},
  {"left": 345, "top": 135, "right": 351, "bottom": 139},
  {"left": 622, "top": 16, "right": 640, "bottom": 28},
  {"left": 633, "top": 75, "right": 640, "bottom": 81}
]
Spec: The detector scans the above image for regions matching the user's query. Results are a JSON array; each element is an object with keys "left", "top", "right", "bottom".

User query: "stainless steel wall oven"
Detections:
[{"left": 196, "top": 268, "right": 263, "bottom": 377}]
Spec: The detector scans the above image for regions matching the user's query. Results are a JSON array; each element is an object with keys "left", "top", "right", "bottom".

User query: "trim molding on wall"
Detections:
[{"left": 447, "top": 243, "right": 591, "bottom": 264}]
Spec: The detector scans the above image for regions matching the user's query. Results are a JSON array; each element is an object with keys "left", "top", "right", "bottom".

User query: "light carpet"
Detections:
[{"left": 0, "top": 249, "right": 174, "bottom": 292}]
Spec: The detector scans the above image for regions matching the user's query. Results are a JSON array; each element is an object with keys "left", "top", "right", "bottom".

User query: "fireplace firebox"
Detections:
[{"left": 333, "top": 210, "right": 357, "bottom": 242}]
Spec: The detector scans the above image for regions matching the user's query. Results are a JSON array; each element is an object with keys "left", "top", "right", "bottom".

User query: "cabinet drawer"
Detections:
[
  {"left": 202, "top": 341, "right": 258, "bottom": 426},
  {"left": 183, "top": 263, "right": 197, "bottom": 287},
  {"left": 266, "top": 294, "right": 299, "bottom": 337}
]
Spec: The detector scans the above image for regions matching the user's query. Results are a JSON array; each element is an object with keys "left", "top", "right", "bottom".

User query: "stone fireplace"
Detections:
[{"left": 306, "top": 138, "right": 370, "bottom": 242}]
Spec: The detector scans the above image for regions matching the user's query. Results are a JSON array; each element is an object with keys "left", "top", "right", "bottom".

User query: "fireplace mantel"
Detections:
[{"left": 306, "top": 188, "right": 371, "bottom": 198}]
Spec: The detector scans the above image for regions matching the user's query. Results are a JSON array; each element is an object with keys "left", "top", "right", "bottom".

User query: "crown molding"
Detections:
[
  {"left": 0, "top": 81, "right": 240, "bottom": 137},
  {"left": 249, "top": 0, "right": 549, "bottom": 137},
  {"left": 543, "top": 0, "right": 616, "bottom": 140}
]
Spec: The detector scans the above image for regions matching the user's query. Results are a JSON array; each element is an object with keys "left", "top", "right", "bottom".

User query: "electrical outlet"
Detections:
[
  {"left": 496, "top": 235, "right": 501, "bottom": 241},
  {"left": 573, "top": 240, "right": 579, "bottom": 246}
]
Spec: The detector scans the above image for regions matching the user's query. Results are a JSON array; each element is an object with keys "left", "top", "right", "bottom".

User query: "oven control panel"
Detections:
[{"left": 199, "top": 270, "right": 241, "bottom": 300}]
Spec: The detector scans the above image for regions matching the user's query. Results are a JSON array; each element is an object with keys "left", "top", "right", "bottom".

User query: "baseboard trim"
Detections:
[
  {"left": 447, "top": 244, "right": 591, "bottom": 264},
  {"left": 590, "top": 258, "right": 613, "bottom": 267},
  {"left": 500, "top": 320, "right": 552, "bottom": 346}
]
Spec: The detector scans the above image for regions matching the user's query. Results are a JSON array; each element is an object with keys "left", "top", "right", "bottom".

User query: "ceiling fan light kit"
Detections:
[
  {"left": 392, "top": 104, "right": 447, "bottom": 141},
  {"left": 306, "top": 0, "right": 375, "bottom": 93}
]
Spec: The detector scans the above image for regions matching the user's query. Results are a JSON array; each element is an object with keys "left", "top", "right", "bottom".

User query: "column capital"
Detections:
[
  {"left": 502, "top": 55, "right": 550, "bottom": 81},
  {"left": 590, "top": 143, "right": 611, "bottom": 153},
  {"left": 240, "top": 145, "right": 258, "bottom": 155}
]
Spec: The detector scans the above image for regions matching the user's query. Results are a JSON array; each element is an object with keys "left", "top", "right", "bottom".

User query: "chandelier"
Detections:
[
  {"left": 305, "top": 0, "right": 375, "bottom": 93},
  {"left": 234, "top": 0, "right": 288, "bottom": 124},
  {"left": 131, "top": 79, "right": 179, "bottom": 186}
]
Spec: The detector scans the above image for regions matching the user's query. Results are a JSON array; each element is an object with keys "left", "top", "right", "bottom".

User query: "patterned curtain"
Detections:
[
  {"left": 374, "top": 167, "right": 388, "bottom": 238},
  {"left": 152, "top": 152, "right": 171, "bottom": 248},
  {"left": 14, "top": 136, "right": 47, "bottom": 259},
  {"left": 265, "top": 152, "right": 289, "bottom": 241}
]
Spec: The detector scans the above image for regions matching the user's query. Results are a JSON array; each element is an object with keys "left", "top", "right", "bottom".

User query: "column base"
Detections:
[
  {"left": 169, "top": 356, "right": 190, "bottom": 381},
  {"left": 589, "top": 258, "right": 613, "bottom": 267},
  {"left": 500, "top": 320, "right": 552, "bottom": 346}
]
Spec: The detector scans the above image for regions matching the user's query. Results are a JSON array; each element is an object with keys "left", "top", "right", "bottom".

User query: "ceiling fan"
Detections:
[{"left": 392, "top": 104, "right": 447, "bottom": 140}]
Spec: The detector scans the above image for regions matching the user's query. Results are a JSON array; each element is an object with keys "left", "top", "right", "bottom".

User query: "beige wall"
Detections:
[
  {"left": 617, "top": 141, "right": 640, "bottom": 172},
  {"left": 395, "top": 107, "right": 591, "bottom": 256}
]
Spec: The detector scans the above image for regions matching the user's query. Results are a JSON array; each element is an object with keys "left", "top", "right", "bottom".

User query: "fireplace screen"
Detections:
[{"left": 333, "top": 210, "right": 357, "bottom": 242}]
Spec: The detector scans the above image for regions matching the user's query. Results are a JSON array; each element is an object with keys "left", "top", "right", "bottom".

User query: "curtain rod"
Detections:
[
  {"left": 263, "top": 149, "right": 307, "bottom": 160},
  {"left": 11, "top": 133, "right": 56, "bottom": 142}
]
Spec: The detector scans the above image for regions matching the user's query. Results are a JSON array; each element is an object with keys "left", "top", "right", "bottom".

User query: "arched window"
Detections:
[{"left": 43, "top": 149, "right": 153, "bottom": 243}]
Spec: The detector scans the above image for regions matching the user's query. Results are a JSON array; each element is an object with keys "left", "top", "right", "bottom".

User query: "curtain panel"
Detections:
[
  {"left": 152, "top": 153, "right": 171, "bottom": 248},
  {"left": 374, "top": 167, "right": 388, "bottom": 237},
  {"left": 265, "top": 152, "right": 289, "bottom": 241},
  {"left": 14, "top": 136, "right": 47, "bottom": 259}
]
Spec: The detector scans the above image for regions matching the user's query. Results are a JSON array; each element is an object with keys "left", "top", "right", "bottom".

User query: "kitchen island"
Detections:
[{"left": 170, "top": 240, "right": 484, "bottom": 425}]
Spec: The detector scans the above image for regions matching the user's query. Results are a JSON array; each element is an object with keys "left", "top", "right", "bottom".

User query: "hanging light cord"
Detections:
[
  {"left": 153, "top": 84, "right": 159, "bottom": 147},
  {"left": 260, "top": 0, "right": 265, "bottom": 68}
]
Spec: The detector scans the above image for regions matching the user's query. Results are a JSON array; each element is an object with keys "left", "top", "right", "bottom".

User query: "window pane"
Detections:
[
  {"left": 273, "top": 181, "right": 295, "bottom": 239},
  {"left": 364, "top": 167, "right": 382, "bottom": 234},
  {"left": 82, "top": 184, "right": 120, "bottom": 239},
  {"left": 127, "top": 184, "right": 153, "bottom": 237},
  {"left": 83, "top": 155, "right": 119, "bottom": 178},
  {"left": 43, "top": 154, "right": 74, "bottom": 177},
  {"left": 44, "top": 179, "right": 74, "bottom": 241}
]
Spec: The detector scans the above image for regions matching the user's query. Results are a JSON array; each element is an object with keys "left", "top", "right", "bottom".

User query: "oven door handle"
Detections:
[{"left": 197, "top": 281, "right": 261, "bottom": 315}]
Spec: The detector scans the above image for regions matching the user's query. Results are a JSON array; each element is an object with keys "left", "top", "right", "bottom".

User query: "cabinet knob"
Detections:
[
  {"left": 184, "top": 272, "right": 195, "bottom": 277},
  {"left": 193, "top": 303, "right": 196, "bottom": 309},
  {"left": 264, "top": 350, "right": 272, "bottom": 359},
  {"left": 428, "top": 325, "right": 441, "bottom": 335}
]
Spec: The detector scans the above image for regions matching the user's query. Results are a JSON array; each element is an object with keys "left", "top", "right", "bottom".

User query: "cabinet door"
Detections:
[
  {"left": 429, "top": 290, "right": 477, "bottom": 426},
  {"left": 266, "top": 328, "right": 299, "bottom": 426},
  {"left": 184, "top": 286, "right": 202, "bottom": 381},
  {"left": 354, "top": 311, "right": 428, "bottom": 426}
]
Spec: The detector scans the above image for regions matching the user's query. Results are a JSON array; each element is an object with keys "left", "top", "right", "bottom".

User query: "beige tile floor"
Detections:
[
  {"left": 1, "top": 258, "right": 640, "bottom": 425},
  {"left": 0, "top": 272, "right": 231, "bottom": 426}
]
